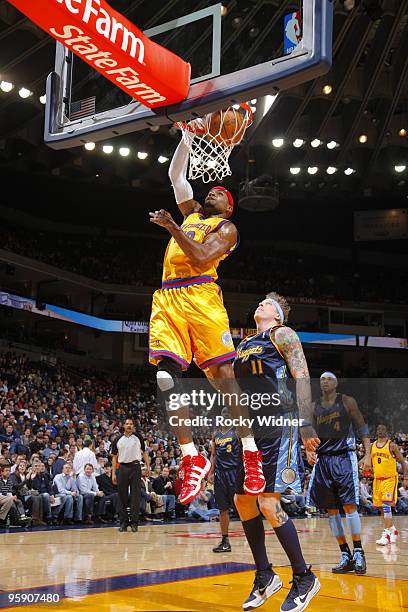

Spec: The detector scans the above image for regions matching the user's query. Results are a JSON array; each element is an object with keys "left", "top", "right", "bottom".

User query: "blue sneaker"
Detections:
[
  {"left": 353, "top": 548, "right": 367, "bottom": 575},
  {"left": 243, "top": 565, "right": 283, "bottom": 610},
  {"left": 280, "top": 568, "right": 320, "bottom": 612},
  {"left": 332, "top": 551, "right": 355, "bottom": 574}
]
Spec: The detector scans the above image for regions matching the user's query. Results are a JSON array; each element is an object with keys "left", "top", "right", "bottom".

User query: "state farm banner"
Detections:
[{"left": 7, "top": 0, "right": 191, "bottom": 108}]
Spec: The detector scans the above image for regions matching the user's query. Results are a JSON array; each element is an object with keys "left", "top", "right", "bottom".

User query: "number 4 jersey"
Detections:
[{"left": 314, "top": 393, "right": 356, "bottom": 455}]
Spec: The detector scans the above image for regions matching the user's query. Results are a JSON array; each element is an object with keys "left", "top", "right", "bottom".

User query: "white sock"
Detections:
[
  {"left": 241, "top": 437, "right": 258, "bottom": 452},
  {"left": 180, "top": 442, "right": 198, "bottom": 457}
]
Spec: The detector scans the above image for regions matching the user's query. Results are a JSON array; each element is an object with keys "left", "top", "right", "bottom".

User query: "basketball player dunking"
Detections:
[
  {"left": 233, "top": 294, "right": 320, "bottom": 612},
  {"left": 371, "top": 424, "right": 408, "bottom": 546},
  {"left": 148, "top": 131, "right": 266, "bottom": 505}
]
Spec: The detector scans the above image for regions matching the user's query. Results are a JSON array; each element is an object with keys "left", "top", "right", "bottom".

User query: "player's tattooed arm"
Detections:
[
  {"left": 274, "top": 327, "right": 320, "bottom": 452},
  {"left": 149, "top": 210, "right": 237, "bottom": 266},
  {"left": 343, "top": 395, "right": 371, "bottom": 470},
  {"left": 274, "top": 501, "right": 288, "bottom": 526}
]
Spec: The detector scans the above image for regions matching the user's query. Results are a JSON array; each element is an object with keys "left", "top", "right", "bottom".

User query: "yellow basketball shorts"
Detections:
[
  {"left": 372, "top": 475, "right": 398, "bottom": 507},
  {"left": 149, "top": 278, "right": 236, "bottom": 370}
]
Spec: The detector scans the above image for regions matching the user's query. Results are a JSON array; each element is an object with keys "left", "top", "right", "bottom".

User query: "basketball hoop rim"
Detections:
[{"left": 174, "top": 102, "right": 253, "bottom": 134}]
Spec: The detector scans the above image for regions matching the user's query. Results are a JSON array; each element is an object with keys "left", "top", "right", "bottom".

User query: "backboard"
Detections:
[{"left": 44, "top": 0, "right": 333, "bottom": 149}]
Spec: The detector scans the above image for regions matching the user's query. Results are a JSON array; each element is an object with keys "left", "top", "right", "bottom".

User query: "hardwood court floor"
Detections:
[{"left": 0, "top": 516, "right": 407, "bottom": 611}]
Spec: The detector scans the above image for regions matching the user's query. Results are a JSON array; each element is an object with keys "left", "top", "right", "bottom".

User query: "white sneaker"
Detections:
[
  {"left": 376, "top": 529, "right": 391, "bottom": 545},
  {"left": 390, "top": 526, "right": 399, "bottom": 543}
]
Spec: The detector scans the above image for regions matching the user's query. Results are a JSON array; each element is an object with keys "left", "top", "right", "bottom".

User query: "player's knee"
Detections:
[
  {"left": 383, "top": 504, "right": 392, "bottom": 516},
  {"left": 208, "top": 361, "right": 234, "bottom": 379},
  {"left": 157, "top": 358, "right": 182, "bottom": 392}
]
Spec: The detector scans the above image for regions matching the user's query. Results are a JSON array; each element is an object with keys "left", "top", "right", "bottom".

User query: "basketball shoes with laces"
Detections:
[
  {"left": 376, "top": 529, "right": 391, "bottom": 545},
  {"left": 243, "top": 450, "right": 266, "bottom": 495},
  {"left": 179, "top": 454, "right": 211, "bottom": 505}
]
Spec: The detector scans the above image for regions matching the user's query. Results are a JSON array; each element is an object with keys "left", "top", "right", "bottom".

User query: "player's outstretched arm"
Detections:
[
  {"left": 274, "top": 326, "right": 320, "bottom": 452},
  {"left": 149, "top": 209, "right": 237, "bottom": 266},
  {"left": 343, "top": 395, "right": 371, "bottom": 471},
  {"left": 168, "top": 137, "right": 202, "bottom": 219}
]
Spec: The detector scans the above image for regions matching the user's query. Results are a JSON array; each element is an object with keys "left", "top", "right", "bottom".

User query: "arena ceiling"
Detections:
[{"left": 0, "top": 0, "right": 407, "bottom": 203}]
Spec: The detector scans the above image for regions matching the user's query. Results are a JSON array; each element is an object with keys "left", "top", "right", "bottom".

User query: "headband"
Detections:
[
  {"left": 212, "top": 186, "right": 234, "bottom": 216},
  {"left": 320, "top": 372, "right": 337, "bottom": 380},
  {"left": 264, "top": 298, "right": 284, "bottom": 324}
]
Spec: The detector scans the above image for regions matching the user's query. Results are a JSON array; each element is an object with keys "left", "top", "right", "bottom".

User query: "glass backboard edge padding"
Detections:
[{"left": 44, "top": 0, "right": 333, "bottom": 149}]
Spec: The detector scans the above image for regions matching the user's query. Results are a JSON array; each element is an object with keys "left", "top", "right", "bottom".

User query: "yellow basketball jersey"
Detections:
[
  {"left": 162, "top": 213, "right": 238, "bottom": 282},
  {"left": 371, "top": 440, "right": 397, "bottom": 479}
]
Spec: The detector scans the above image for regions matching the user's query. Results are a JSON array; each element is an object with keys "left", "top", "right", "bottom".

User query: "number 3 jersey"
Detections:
[{"left": 314, "top": 393, "right": 356, "bottom": 456}]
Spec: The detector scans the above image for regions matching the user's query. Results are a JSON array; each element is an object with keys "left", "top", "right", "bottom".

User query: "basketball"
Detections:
[{"left": 207, "top": 107, "right": 247, "bottom": 145}]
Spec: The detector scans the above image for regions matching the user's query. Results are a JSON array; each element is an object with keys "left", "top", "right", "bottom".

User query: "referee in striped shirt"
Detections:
[{"left": 112, "top": 418, "right": 150, "bottom": 532}]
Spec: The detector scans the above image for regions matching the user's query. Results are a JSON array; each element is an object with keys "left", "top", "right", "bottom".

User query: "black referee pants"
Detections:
[{"left": 117, "top": 463, "right": 141, "bottom": 525}]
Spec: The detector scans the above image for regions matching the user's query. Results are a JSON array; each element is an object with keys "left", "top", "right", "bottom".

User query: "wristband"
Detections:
[{"left": 358, "top": 424, "right": 370, "bottom": 437}]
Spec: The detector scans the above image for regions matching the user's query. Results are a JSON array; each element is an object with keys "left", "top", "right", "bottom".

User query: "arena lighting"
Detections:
[
  {"left": 119, "top": 147, "right": 130, "bottom": 157},
  {"left": 251, "top": 99, "right": 257, "bottom": 104},
  {"left": 0, "top": 80, "right": 13, "bottom": 92},
  {"left": 250, "top": 106, "right": 257, "bottom": 113},
  {"left": 327, "top": 166, "right": 338, "bottom": 174},
  {"left": 158, "top": 155, "right": 169, "bottom": 163},
  {"left": 399, "top": 128, "right": 407, "bottom": 137},
  {"left": 308, "top": 166, "right": 318, "bottom": 175},
  {"left": 394, "top": 165, "right": 406, "bottom": 173},
  {"left": 84, "top": 142, "right": 96, "bottom": 151},
  {"left": 359, "top": 134, "right": 368, "bottom": 143},
  {"left": 327, "top": 140, "right": 338, "bottom": 149},
  {"left": 322, "top": 84, "right": 333, "bottom": 95},
  {"left": 272, "top": 138, "right": 284, "bottom": 148},
  {"left": 18, "top": 87, "right": 32, "bottom": 99},
  {"left": 311, "top": 139, "right": 322, "bottom": 148},
  {"left": 102, "top": 145, "right": 114, "bottom": 154},
  {"left": 293, "top": 139, "right": 304, "bottom": 148},
  {"left": 39, "top": 94, "right": 46, "bottom": 104},
  {"left": 344, "top": 167, "right": 355, "bottom": 175},
  {"left": 137, "top": 151, "right": 148, "bottom": 160},
  {"left": 290, "top": 167, "right": 301, "bottom": 175}
]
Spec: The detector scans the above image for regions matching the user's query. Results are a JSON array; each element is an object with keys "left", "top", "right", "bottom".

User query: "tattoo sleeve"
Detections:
[{"left": 274, "top": 327, "right": 315, "bottom": 431}]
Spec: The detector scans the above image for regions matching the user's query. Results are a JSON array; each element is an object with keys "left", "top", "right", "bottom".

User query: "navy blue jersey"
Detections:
[
  {"left": 233, "top": 325, "right": 294, "bottom": 410},
  {"left": 214, "top": 428, "right": 240, "bottom": 472},
  {"left": 315, "top": 394, "right": 356, "bottom": 455}
]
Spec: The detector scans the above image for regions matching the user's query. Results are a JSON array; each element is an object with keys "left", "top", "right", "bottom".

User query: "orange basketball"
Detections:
[{"left": 207, "top": 107, "right": 246, "bottom": 145}]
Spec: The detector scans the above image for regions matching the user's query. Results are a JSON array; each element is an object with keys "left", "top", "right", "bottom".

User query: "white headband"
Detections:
[
  {"left": 320, "top": 371, "right": 337, "bottom": 380},
  {"left": 269, "top": 299, "right": 284, "bottom": 324}
]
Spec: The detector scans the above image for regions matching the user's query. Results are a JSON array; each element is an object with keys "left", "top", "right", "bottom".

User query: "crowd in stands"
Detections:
[
  {"left": 0, "top": 351, "right": 407, "bottom": 529},
  {"left": 1, "top": 222, "right": 408, "bottom": 304}
]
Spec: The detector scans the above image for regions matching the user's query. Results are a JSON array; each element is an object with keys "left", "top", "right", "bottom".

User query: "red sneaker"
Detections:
[
  {"left": 179, "top": 454, "right": 211, "bottom": 505},
  {"left": 243, "top": 450, "right": 265, "bottom": 495}
]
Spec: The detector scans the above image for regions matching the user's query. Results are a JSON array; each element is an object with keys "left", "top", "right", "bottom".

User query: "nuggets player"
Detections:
[
  {"left": 371, "top": 424, "right": 408, "bottom": 545},
  {"left": 208, "top": 407, "right": 240, "bottom": 553},
  {"left": 306, "top": 373, "right": 371, "bottom": 575},
  {"left": 233, "top": 294, "right": 320, "bottom": 612},
  {"left": 148, "top": 133, "right": 265, "bottom": 505}
]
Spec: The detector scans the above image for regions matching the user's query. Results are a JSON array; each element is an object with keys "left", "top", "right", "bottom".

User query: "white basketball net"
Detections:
[{"left": 175, "top": 103, "right": 253, "bottom": 183}]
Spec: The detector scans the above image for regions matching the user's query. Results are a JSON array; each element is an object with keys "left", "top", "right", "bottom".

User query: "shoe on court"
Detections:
[
  {"left": 243, "top": 565, "right": 282, "bottom": 611},
  {"left": 390, "top": 527, "right": 399, "bottom": 543},
  {"left": 179, "top": 454, "right": 211, "bottom": 505},
  {"left": 353, "top": 548, "right": 367, "bottom": 575},
  {"left": 243, "top": 450, "right": 266, "bottom": 496},
  {"left": 376, "top": 529, "right": 391, "bottom": 546},
  {"left": 213, "top": 539, "right": 231, "bottom": 553},
  {"left": 332, "top": 552, "right": 355, "bottom": 574},
  {"left": 280, "top": 568, "right": 320, "bottom": 612}
]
